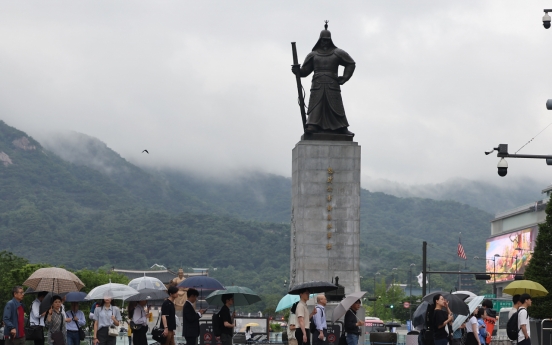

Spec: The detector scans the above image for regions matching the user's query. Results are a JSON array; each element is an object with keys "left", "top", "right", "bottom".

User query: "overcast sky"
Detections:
[{"left": 2, "top": 1, "right": 552, "bottom": 187}]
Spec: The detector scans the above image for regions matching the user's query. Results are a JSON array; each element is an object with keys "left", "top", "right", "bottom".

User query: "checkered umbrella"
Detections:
[{"left": 23, "top": 267, "right": 85, "bottom": 294}]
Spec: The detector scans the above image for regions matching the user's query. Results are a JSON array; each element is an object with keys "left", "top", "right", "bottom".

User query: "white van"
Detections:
[{"left": 496, "top": 307, "right": 512, "bottom": 340}]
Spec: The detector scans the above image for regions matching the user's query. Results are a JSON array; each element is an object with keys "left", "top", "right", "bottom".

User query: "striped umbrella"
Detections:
[{"left": 23, "top": 267, "right": 85, "bottom": 294}]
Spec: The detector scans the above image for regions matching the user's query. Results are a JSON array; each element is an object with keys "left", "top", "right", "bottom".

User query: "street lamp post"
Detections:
[
  {"left": 373, "top": 272, "right": 380, "bottom": 317},
  {"left": 392, "top": 268, "right": 398, "bottom": 322},
  {"left": 493, "top": 254, "right": 499, "bottom": 296},
  {"left": 409, "top": 264, "right": 415, "bottom": 321}
]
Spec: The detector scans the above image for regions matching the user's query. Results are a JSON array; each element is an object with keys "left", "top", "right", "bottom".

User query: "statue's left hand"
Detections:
[{"left": 337, "top": 76, "right": 346, "bottom": 85}]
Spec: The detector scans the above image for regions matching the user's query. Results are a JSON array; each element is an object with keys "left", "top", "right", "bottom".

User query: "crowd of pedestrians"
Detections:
[
  {"left": 2, "top": 282, "right": 539, "bottom": 345},
  {"left": 422, "top": 294, "right": 534, "bottom": 345}
]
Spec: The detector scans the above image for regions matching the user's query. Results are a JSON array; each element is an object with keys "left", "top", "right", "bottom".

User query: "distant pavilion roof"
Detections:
[{"left": 112, "top": 268, "right": 209, "bottom": 284}]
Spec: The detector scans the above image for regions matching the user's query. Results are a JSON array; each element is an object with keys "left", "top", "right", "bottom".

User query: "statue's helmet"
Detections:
[{"left": 312, "top": 22, "right": 337, "bottom": 51}]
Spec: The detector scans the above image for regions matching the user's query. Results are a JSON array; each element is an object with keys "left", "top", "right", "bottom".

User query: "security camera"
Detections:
[
  {"left": 544, "top": 12, "right": 551, "bottom": 29},
  {"left": 547, "top": 99, "right": 552, "bottom": 110},
  {"left": 497, "top": 158, "right": 508, "bottom": 177}
]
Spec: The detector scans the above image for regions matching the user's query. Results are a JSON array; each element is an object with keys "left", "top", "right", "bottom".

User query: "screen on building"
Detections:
[{"left": 485, "top": 227, "right": 536, "bottom": 283}]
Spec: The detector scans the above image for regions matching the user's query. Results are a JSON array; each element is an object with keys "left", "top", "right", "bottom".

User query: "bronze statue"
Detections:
[{"left": 292, "top": 22, "right": 356, "bottom": 136}]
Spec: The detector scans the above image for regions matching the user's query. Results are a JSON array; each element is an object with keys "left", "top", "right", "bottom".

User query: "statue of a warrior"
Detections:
[{"left": 291, "top": 22, "right": 356, "bottom": 136}]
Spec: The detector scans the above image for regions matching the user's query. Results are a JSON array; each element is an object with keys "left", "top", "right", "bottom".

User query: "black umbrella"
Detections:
[
  {"left": 39, "top": 292, "right": 69, "bottom": 315},
  {"left": 124, "top": 289, "right": 168, "bottom": 302},
  {"left": 422, "top": 292, "right": 469, "bottom": 316},
  {"left": 412, "top": 301, "right": 429, "bottom": 330},
  {"left": 177, "top": 276, "right": 224, "bottom": 299},
  {"left": 288, "top": 281, "right": 338, "bottom": 295}
]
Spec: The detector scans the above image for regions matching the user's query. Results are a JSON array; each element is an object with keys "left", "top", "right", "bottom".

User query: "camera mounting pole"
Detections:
[{"left": 486, "top": 144, "right": 552, "bottom": 176}]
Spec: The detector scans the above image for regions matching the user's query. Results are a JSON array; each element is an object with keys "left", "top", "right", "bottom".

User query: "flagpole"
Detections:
[{"left": 458, "top": 232, "right": 461, "bottom": 290}]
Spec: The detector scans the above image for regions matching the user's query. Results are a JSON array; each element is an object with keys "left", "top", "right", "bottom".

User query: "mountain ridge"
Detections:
[{"left": 0, "top": 121, "right": 494, "bottom": 295}]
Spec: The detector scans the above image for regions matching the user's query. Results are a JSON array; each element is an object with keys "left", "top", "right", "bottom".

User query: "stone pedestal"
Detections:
[{"left": 290, "top": 140, "right": 361, "bottom": 295}]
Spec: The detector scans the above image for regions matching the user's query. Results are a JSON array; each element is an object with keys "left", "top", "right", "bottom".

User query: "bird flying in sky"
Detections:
[{"left": 142, "top": 150, "right": 149, "bottom": 154}]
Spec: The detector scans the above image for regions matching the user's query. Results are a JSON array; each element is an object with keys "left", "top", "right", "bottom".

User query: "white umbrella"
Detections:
[
  {"left": 452, "top": 290, "right": 477, "bottom": 303},
  {"left": 85, "top": 281, "right": 139, "bottom": 300},
  {"left": 128, "top": 276, "right": 167, "bottom": 291},
  {"left": 331, "top": 291, "right": 367, "bottom": 322},
  {"left": 452, "top": 296, "right": 484, "bottom": 331}
]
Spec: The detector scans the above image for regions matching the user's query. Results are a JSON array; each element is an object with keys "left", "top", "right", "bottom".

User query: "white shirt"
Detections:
[
  {"left": 517, "top": 308, "right": 530, "bottom": 342},
  {"left": 287, "top": 313, "right": 297, "bottom": 340},
  {"left": 133, "top": 305, "right": 148, "bottom": 326},
  {"left": 509, "top": 307, "right": 518, "bottom": 319},
  {"left": 30, "top": 299, "right": 45, "bottom": 326},
  {"left": 466, "top": 316, "right": 477, "bottom": 333}
]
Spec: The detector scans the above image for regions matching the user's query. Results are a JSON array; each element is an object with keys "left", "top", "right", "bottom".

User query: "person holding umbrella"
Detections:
[
  {"left": 182, "top": 288, "right": 206, "bottom": 345},
  {"left": 287, "top": 302, "right": 299, "bottom": 345},
  {"left": 344, "top": 300, "right": 363, "bottom": 345},
  {"left": 129, "top": 301, "right": 148, "bottom": 345},
  {"left": 65, "top": 302, "right": 85, "bottom": 345},
  {"left": 430, "top": 294, "right": 453, "bottom": 345},
  {"left": 45, "top": 295, "right": 66, "bottom": 345},
  {"left": 295, "top": 289, "right": 316, "bottom": 345},
  {"left": 92, "top": 298, "right": 122, "bottom": 345},
  {"left": 219, "top": 294, "right": 235, "bottom": 345},
  {"left": 30, "top": 291, "right": 48, "bottom": 345}
]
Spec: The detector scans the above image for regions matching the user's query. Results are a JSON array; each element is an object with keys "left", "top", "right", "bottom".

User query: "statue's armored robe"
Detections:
[{"left": 302, "top": 48, "right": 356, "bottom": 130}]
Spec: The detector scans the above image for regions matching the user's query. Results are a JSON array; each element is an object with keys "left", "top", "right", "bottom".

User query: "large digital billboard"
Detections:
[{"left": 485, "top": 227, "right": 536, "bottom": 283}]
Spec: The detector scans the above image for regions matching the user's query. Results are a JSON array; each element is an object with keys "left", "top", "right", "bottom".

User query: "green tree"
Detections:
[
  {"left": 523, "top": 200, "right": 552, "bottom": 318},
  {"left": 0, "top": 251, "right": 29, "bottom": 307}
]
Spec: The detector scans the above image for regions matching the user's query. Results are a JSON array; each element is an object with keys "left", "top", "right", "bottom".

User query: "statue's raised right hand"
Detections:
[{"left": 291, "top": 64, "right": 301, "bottom": 76}]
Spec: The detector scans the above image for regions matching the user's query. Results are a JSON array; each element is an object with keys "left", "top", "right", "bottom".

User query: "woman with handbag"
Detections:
[
  {"left": 128, "top": 301, "right": 148, "bottom": 345},
  {"left": 93, "top": 298, "right": 122, "bottom": 345},
  {"left": 45, "top": 295, "right": 66, "bottom": 345}
]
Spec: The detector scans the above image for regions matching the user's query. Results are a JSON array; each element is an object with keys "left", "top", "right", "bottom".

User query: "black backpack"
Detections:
[
  {"left": 212, "top": 310, "right": 222, "bottom": 337},
  {"left": 309, "top": 307, "right": 323, "bottom": 333},
  {"left": 506, "top": 308, "right": 524, "bottom": 341}
]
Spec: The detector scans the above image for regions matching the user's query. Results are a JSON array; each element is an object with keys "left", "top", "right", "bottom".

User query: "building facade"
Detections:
[{"left": 487, "top": 186, "right": 551, "bottom": 296}]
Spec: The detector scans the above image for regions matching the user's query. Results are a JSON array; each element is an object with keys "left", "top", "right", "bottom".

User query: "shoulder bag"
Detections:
[
  {"left": 71, "top": 311, "right": 86, "bottom": 341},
  {"left": 51, "top": 312, "right": 67, "bottom": 345},
  {"left": 25, "top": 310, "right": 44, "bottom": 341},
  {"left": 105, "top": 307, "right": 119, "bottom": 337},
  {"left": 151, "top": 311, "right": 166, "bottom": 343},
  {"left": 130, "top": 307, "right": 144, "bottom": 331}
]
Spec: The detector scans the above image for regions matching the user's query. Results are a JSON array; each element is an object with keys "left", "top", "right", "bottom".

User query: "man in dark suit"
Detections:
[{"left": 182, "top": 289, "right": 206, "bottom": 345}]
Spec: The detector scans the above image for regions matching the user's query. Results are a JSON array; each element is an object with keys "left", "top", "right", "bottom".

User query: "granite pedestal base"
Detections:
[{"left": 290, "top": 140, "right": 361, "bottom": 295}]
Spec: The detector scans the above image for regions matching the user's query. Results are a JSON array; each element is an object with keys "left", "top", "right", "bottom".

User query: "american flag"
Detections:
[{"left": 457, "top": 238, "right": 467, "bottom": 259}]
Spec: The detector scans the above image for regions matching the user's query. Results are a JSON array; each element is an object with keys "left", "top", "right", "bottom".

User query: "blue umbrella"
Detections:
[
  {"left": 275, "top": 293, "right": 315, "bottom": 312},
  {"left": 65, "top": 292, "right": 88, "bottom": 303}
]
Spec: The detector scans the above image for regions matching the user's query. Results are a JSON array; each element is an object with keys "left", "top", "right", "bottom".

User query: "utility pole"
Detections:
[{"left": 422, "top": 241, "right": 427, "bottom": 296}]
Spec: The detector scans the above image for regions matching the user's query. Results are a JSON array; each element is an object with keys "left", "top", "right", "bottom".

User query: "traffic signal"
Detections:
[
  {"left": 474, "top": 274, "right": 491, "bottom": 280},
  {"left": 390, "top": 304, "right": 393, "bottom": 309}
]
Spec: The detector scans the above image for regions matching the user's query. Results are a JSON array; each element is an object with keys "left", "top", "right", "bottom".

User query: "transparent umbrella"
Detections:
[
  {"left": 85, "top": 281, "right": 139, "bottom": 300},
  {"left": 128, "top": 276, "right": 167, "bottom": 291}
]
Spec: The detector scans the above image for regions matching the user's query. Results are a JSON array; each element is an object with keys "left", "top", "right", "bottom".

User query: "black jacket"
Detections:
[
  {"left": 344, "top": 309, "right": 360, "bottom": 335},
  {"left": 182, "top": 301, "right": 201, "bottom": 338}
]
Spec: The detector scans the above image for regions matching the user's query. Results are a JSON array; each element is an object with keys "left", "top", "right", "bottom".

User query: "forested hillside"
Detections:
[{"left": 0, "top": 121, "right": 492, "bottom": 299}]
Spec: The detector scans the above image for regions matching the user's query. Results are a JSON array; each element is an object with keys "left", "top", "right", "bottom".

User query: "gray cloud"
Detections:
[{"left": 1, "top": 1, "right": 552, "bottom": 186}]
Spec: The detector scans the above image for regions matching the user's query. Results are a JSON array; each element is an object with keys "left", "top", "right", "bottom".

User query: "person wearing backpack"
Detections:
[
  {"left": 311, "top": 295, "right": 327, "bottom": 345},
  {"left": 517, "top": 294, "right": 532, "bottom": 345},
  {"left": 219, "top": 294, "right": 235, "bottom": 345},
  {"left": 509, "top": 295, "right": 521, "bottom": 319}
]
